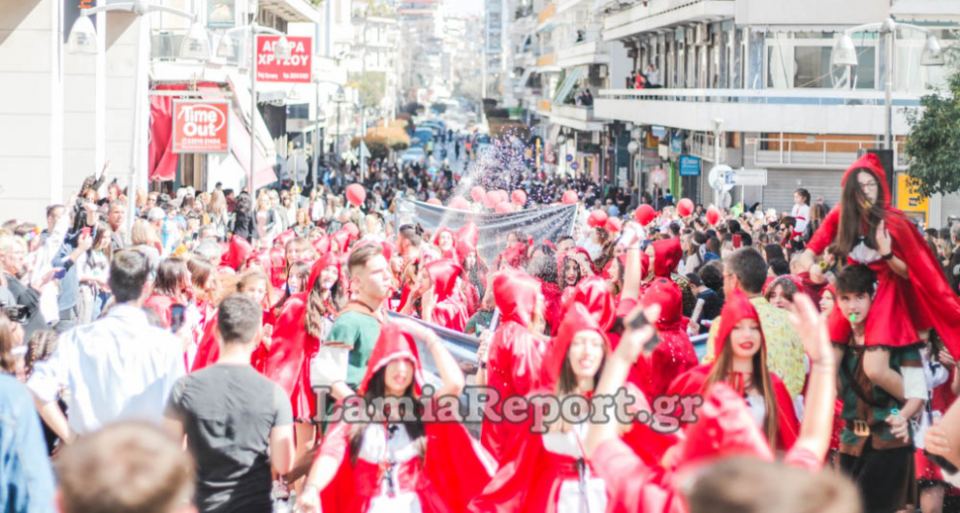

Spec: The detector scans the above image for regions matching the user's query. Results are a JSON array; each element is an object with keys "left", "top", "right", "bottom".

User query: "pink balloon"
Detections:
[
  {"left": 495, "top": 201, "right": 514, "bottom": 214},
  {"left": 634, "top": 204, "right": 656, "bottom": 226},
  {"left": 677, "top": 198, "right": 694, "bottom": 217},
  {"left": 561, "top": 190, "right": 578, "bottom": 205},
  {"left": 493, "top": 190, "right": 508, "bottom": 204},
  {"left": 345, "top": 183, "right": 365, "bottom": 207},
  {"left": 511, "top": 189, "right": 527, "bottom": 206},
  {"left": 587, "top": 209, "right": 609, "bottom": 229},
  {"left": 483, "top": 192, "right": 500, "bottom": 210},
  {"left": 449, "top": 196, "right": 470, "bottom": 210},
  {"left": 470, "top": 186, "right": 486, "bottom": 203},
  {"left": 426, "top": 198, "right": 441, "bottom": 206}
]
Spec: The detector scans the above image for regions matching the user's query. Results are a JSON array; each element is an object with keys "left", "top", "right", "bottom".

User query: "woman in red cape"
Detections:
[
  {"left": 632, "top": 278, "right": 698, "bottom": 399},
  {"left": 469, "top": 303, "right": 613, "bottom": 513},
  {"left": 481, "top": 270, "right": 547, "bottom": 465},
  {"left": 296, "top": 320, "right": 496, "bottom": 513},
  {"left": 802, "top": 153, "right": 960, "bottom": 359},
  {"left": 562, "top": 275, "right": 617, "bottom": 346},
  {"left": 424, "top": 259, "right": 469, "bottom": 332},
  {"left": 667, "top": 289, "right": 799, "bottom": 452}
]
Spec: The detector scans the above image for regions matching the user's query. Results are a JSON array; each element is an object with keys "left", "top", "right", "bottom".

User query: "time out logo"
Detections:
[{"left": 172, "top": 100, "right": 230, "bottom": 154}]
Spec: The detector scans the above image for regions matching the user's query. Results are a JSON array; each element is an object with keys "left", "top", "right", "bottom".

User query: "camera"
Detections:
[{"left": 1, "top": 303, "right": 29, "bottom": 324}]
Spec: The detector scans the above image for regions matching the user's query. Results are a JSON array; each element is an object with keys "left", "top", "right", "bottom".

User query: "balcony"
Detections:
[
  {"left": 536, "top": 52, "right": 557, "bottom": 68},
  {"left": 550, "top": 104, "right": 605, "bottom": 131},
  {"left": 557, "top": 0, "right": 586, "bottom": 14},
  {"left": 537, "top": 3, "right": 558, "bottom": 32},
  {"left": 744, "top": 135, "right": 908, "bottom": 170},
  {"left": 594, "top": 88, "right": 922, "bottom": 137},
  {"left": 556, "top": 40, "right": 609, "bottom": 68},
  {"left": 602, "top": 0, "right": 734, "bottom": 42}
]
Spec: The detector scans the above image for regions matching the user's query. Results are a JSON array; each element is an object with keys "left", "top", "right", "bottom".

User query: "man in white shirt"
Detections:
[{"left": 28, "top": 249, "right": 185, "bottom": 441}]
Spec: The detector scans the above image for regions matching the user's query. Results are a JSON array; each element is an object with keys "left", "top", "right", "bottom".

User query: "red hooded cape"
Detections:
[
  {"left": 482, "top": 270, "right": 547, "bottom": 464},
  {"left": 316, "top": 323, "right": 496, "bottom": 513},
  {"left": 425, "top": 259, "right": 468, "bottom": 331},
  {"left": 470, "top": 304, "right": 610, "bottom": 513},
  {"left": 631, "top": 278, "right": 698, "bottom": 399},
  {"left": 666, "top": 290, "right": 799, "bottom": 452},
  {"left": 262, "top": 254, "right": 338, "bottom": 419},
  {"left": 808, "top": 153, "right": 960, "bottom": 354}
]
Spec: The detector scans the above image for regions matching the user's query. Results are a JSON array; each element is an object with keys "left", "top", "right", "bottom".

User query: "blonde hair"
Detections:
[{"left": 130, "top": 219, "right": 158, "bottom": 246}]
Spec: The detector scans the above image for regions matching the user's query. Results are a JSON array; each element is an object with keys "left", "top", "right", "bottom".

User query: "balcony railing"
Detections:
[
  {"left": 598, "top": 88, "right": 922, "bottom": 107},
  {"left": 745, "top": 135, "right": 908, "bottom": 170},
  {"left": 556, "top": 40, "right": 609, "bottom": 67}
]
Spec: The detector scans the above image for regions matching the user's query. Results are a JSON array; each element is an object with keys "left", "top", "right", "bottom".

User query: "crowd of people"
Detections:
[{"left": 1, "top": 145, "right": 960, "bottom": 513}]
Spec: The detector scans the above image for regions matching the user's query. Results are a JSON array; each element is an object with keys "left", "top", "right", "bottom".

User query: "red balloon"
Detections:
[
  {"left": 587, "top": 209, "right": 609, "bottom": 229},
  {"left": 470, "top": 186, "right": 486, "bottom": 203},
  {"left": 492, "top": 190, "right": 507, "bottom": 204},
  {"left": 426, "top": 198, "right": 442, "bottom": 206},
  {"left": 605, "top": 217, "right": 622, "bottom": 234},
  {"left": 345, "top": 183, "right": 365, "bottom": 207},
  {"left": 706, "top": 206, "right": 721, "bottom": 226},
  {"left": 561, "top": 190, "right": 579, "bottom": 205},
  {"left": 677, "top": 198, "right": 694, "bottom": 217},
  {"left": 449, "top": 196, "right": 470, "bottom": 210},
  {"left": 634, "top": 204, "right": 656, "bottom": 226},
  {"left": 495, "top": 201, "right": 514, "bottom": 214},
  {"left": 511, "top": 189, "right": 527, "bottom": 206}
]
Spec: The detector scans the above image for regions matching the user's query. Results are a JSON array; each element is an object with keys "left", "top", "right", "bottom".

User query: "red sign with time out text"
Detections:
[
  {"left": 172, "top": 100, "right": 229, "bottom": 154},
  {"left": 256, "top": 35, "right": 312, "bottom": 83}
]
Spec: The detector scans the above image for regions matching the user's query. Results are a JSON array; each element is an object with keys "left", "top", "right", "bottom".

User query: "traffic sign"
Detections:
[
  {"left": 678, "top": 155, "right": 701, "bottom": 177},
  {"left": 708, "top": 165, "right": 735, "bottom": 192},
  {"left": 734, "top": 168, "right": 767, "bottom": 186}
]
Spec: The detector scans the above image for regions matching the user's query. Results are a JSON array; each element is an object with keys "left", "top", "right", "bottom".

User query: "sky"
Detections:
[{"left": 443, "top": 0, "right": 484, "bottom": 16}]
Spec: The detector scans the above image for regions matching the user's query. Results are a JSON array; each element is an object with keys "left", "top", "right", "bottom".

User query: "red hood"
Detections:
[
  {"left": 358, "top": 322, "right": 424, "bottom": 396},
  {"left": 312, "top": 235, "right": 331, "bottom": 256},
  {"left": 572, "top": 246, "right": 598, "bottom": 274},
  {"left": 269, "top": 246, "right": 286, "bottom": 289},
  {"left": 426, "top": 259, "right": 462, "bottom": 302},
  {"left": 841, "top": 152, "right": 892, "bottom": 208},
  {"left": 641, "top": 277, "right": 683, "bottom": 330},
  {"left": 713, "top": 289, "right": 765, "bottom": 359},
  {"left": 498, "top": 242, "right": 529, "bottom": 269},
  {"left": 306, "top": 251, "right": 340, "bottom": 292},
  {"left": 565, "top": 275, "right": 615, "bottom": 332},
  {"left": 493, "top": 270, "right": 541, "bottom": 327},
  {"left": 432, "top": 227, "right": 456, "bottom": 250},
  {"left": 221, "top": 235, "right": 253, "bottom": 271},
  {"left": 455, "top": 222, "right": 480, "bottom": 261},
  {"left": 673, "top": 382, "right": 774, "bottom": 471},
  {"left": 275, "top": 229, "right": 296, "bottom": 247},
  {"left": 601, "top": 253, "right": 627, "bottom": 281},
  {"left": 541, "top": 302, "right": 608, "bottom": 388},
  {"left": 651, "top": 238, "right": 682, "bottom": 278}
]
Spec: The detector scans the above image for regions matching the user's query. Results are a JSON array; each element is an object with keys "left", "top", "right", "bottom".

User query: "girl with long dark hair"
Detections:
[
  {"left": 296, "top": 320, "right": 494, "bottom": 513},
  {"left": 800, "top": 153, "right": 960, "bottom": 392},
  {"left": 668, "top": 290, "right": 799, "bottom": 451}
]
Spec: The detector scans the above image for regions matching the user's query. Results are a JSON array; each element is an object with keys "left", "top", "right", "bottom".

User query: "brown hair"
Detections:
[
  {"left": 0, "top": 314, "right": 18, "bottom": 374},
  {"left": 347, "top": 243, "right": 384, "bottom": 278},
  {"left": 704, "top": 333, "right": 780, "bottom": 450},
  {"left": 835, "top": 168, "right": 886, "bottom": 258},
  {"left": 25, "top": 329, "right": 57, "bottom": 376},
  {"left": 153, "top": 258, "right": 191, "bottom": 299},
  {"left": 686, "top": 457, "right": 861, "bottom": 513},
  {"left": 56, "top": 421, "right": 195, "bottom": 513}
]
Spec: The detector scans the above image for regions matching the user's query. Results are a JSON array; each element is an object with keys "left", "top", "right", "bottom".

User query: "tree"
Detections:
[
  {"left": 904, "top": 65, "right": 960, "bottom": 197},
  {"left": 348, "top": 71, "right": 386, "bottom": 110}
]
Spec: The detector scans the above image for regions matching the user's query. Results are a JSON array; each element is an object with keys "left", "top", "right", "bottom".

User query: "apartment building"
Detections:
[{"left": 593, "top": 0, "right": 958, "bottom": 226}]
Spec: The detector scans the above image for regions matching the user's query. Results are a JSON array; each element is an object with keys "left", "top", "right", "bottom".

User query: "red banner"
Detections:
[
  {"left": 255, "top": 35, "right": 312, "bottom": 83},
  {"left": 172, "top": 100, "right": 229, "bottom": 154}
]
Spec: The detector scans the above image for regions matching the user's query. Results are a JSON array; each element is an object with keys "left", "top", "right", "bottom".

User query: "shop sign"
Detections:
[{"left": 172, "top": 100, "right": 229, "bottom": 154}]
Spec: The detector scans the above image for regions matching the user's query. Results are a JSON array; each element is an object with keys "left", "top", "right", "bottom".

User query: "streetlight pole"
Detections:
[{"left": 221, "top": 22, "right": 290, "bottom": 196}]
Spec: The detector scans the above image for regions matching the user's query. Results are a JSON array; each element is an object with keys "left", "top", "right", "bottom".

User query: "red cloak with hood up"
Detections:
[
  {"left": 262, "top": 253, "right": 339, "bottom": 419},
  {"left": 425, "top": 259, "right": 468, "bottom": 331},
  {"left": 651, "top": 238, "right": 683, "bottom": 279},
  {"left": 470, "top": 303, "right": 610, "bottom": 513},
  {"left": 315, "top": 323, "right": 496, "bottom": 513},
  {"left": 808, "top": 153, "right": 960, "bottom": 354},
  {"left": 591, "top": 383, "right": 822, "bottom": 513},
  {"left": 482, "top": 270, "right": 548, "bottom": 465},
  {"left": 630, "top": 278, "right": 698, "bottom": 400},
  {"left": 666, "top": 290, "right": 799, "bottom": 452}
]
